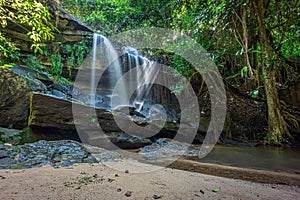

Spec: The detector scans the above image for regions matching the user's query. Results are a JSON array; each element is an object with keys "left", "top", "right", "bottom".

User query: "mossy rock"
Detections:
[
  {"left": 0, "top": 68, "right": 31, "bottom": 129},
  {"left": 0, "top": 127, "right": 36, "bottom": 145}
]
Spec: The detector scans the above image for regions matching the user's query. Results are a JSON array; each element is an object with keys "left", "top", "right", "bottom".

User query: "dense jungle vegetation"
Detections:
[{"left": 0, "top": 0, "right": 299, "bottom": 145}]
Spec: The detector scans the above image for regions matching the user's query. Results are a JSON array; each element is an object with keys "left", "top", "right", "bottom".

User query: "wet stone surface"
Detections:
[
  {"left": 139, "top": 138, "right": 199, "bottom": 160},
  {"left": 0, "top": 140, "right": 100, "bottom": 169},
  {"left": 83, "top": 143, "right": 128, "bottom": 162}
]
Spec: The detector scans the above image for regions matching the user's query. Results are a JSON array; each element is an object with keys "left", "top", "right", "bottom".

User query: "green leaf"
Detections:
[
  {"left": 212, "top": 188, "right": 220, "bottom": 193},
  {"left": 251, "top": 90, "right": 259, "bottom": 98},
  {"left": 240, "top": 66, "right": 248, "bottom": 78}
]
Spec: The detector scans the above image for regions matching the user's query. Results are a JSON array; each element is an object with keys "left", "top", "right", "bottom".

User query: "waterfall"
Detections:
[
  {"left": 90, "top": 33, "right": 127, "bottom": 107},
  {"left": 89, "top": 34, "right": 159, "bottom": 114},
  {"left": 123, "top": 47, "right": 160, "bottom": 112},
  {"left": 90, "top": 33, "right": 99, "bottom": 106}
]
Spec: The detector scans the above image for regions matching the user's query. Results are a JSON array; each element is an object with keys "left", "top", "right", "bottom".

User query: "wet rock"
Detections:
[
  {"left": 0, "top": 140, "right": 96, "bottom": 169},
  {"left": 0, "top": 127, "right": 24, "bottom": 144},
  {"left": 0, "top": 68, "right": 31, "bottom": 129},
  {"left": 139, "top": 138, "right": 199, "bottom": 160},
  {"left": 83, "top": 144, "right": 126, "bottom": 162},
  {"left": 52, "top": 82, "right": 81, "bottom": 97},
  {"left": 113, "top": 105, "right": 145, "bottom": 118},
  {"left": 108, "top": 133, "right": 152, "bottom": 149},
  {"left": 52, "top": 89, "right": 67, "bottom": 98},
  {"left": 25, "top": 78, "right": 48, "bottom": 92},
  {"left": 9, "top": 66, "right": 82, "bottom": 99},
  {"left": 11, "top": 66, "right": 53, "bottom": 86}
]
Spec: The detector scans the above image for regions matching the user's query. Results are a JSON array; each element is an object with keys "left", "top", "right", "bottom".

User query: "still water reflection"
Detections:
[{"left": 192, "top": 145, "right": 300, "bottom": 173}]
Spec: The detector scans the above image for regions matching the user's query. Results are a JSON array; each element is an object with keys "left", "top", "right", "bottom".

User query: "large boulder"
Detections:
[
  {"left": 0, "top": 68, "right": 31, "bottom": 129},
  {"left": 28, "top": 93, "right": 198, "bottom": 148}
]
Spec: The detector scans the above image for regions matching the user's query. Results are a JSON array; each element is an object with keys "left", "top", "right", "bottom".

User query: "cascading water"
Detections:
[
  {"left": 90, "top": 33, "right": 99, "bottom": 106},
  {"left": 90, "top": 33, "right": 127, "bottom": 107},
  {"left": 89, "top": 33, "right": 160, "bottom": 115},
  {"left": 123, "top": 47, "right": 160, "bottom": 112}
]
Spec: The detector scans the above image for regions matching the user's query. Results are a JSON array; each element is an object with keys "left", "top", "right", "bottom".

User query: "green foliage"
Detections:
[
  {"left": 0, "top": 33, "right": 18, "bottom": 59},
  {"left": 20, "top": 55, "right": 44, "bottom": 71},
  {"left": 250, "top": 86, "right": 264, "bottom": 99},
  {"left": 240, "top": 66, "right": 248, "bottom": 78},
  {"left": 51, "top": 54, "right": 64, "bottom": 76},
  {"left": 64, "top": 38, "right": 91, "bottom": 69},
  {"left": 250, "top": 90, "right": 259, "bottom": 98},
  {"left": 0, "top": 63, "right": 16, "bottom": 69},
  {"left": 43, "top": 37, "right": 91, "bottom": 77},
  {"left": 0, "top": 0, "right": 56, "bottom": 57},
  {"left": 168, "top": 54, "right": 194, "bottom": 77},
  {"left": 60, "top": 0, "right": 142, "bottom": 35},
  {"left": 48, "top": 74, "right": 72, "bottom": 85}
]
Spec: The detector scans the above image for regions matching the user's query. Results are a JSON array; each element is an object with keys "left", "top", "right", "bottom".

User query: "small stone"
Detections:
[
  {"left": 117, "top": 188, "right": 122, "bottom": 192},
  {"left": 125, "top": 170, "right": 129, "bottom": 174},
  {"left": 75, "top": 186, "right": 81, "bottom": 190},
  {"left": 108, "top": 178, "right": 115, "bottom": 183},
  {"left": 125, "top": 191, "right": 132, "bottom": 197},
  {"left": 93, "top": 174, "right": 98, "bottom": 178},
  {"left": 153, "top": 194, "right": 163, "bottom": 199},
  {"left": 200, "top": 189, "right": 204, "bottom": 194},
  {"left": 115, "top": 174, "right": 119, "bottom": 177}
]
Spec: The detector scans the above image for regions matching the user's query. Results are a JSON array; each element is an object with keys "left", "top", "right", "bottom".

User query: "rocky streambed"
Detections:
[
  {"left": 0, "top": 138, "right": 197, "bottom": 169},
  {"left": 0, "top": 140, "right": 126, "bottom": 169},
  {"left": 1, "top": 138, "right": 300, "bottom": 186}
]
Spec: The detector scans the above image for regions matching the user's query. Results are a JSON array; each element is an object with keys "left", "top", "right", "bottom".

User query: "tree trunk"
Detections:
[{"left": 253, "top": 0, "right": 289, "bottom": 145}]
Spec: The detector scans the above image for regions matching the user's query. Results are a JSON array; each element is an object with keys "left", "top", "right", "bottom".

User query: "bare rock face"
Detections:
[
  {"left": 0, "top": 68, "right": 31, "bottom": 129},
  {"left": 45, "top": 0, "right": 93, "bottom": 42}
]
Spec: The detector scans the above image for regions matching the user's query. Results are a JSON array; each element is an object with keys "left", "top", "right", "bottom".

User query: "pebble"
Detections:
[
  {"left": 125, "top": 191, "right": 132, "bottom": 197},
  {"left": 108, "top": 178, "right": 115, "bottom": 182},
  {"left": 153, "top": 194, "right": 163, "bottom": 199}
]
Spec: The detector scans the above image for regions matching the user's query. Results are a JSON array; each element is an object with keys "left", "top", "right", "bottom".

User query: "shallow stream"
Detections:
[{"left": 191, "top": 145, "right": 300, "bottom": 173}]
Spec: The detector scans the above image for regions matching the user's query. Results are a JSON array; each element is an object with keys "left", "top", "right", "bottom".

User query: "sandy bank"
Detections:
[{"left": 0, "top": 160, "right": 299, "bottom": 200}]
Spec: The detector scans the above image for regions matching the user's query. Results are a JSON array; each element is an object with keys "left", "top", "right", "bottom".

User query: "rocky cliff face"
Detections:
[
  {"left": 45, "top": 0, "right": 93, "bottom": 42},
  {"left": 0, "top": 68, "right": 31, "bottom": 129},
  {"left": 1, "top": 0, "right": 93, "bottom": 53}
]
